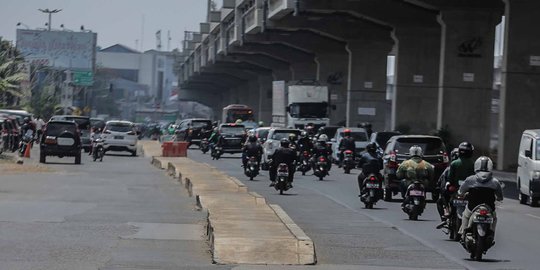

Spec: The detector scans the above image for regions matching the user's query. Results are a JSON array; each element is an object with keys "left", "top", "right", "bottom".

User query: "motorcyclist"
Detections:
[
  {"left": 338, "top": 129, "right": 356, "bottom": 168},
  {"left": 436, "top": 142, "right": 476, "bottom": 225},
  {"left": 305, "top": 123, "right": 316, "bottom": 138},
  {"left": 21, "top": 117, "right": 35, "bottom": 137},
  {"left": 312, "top": 134, "right": 332, "bottom": 172},
  {"left": 242, "top": 135, "right": 263, "bottom": 170},
  {"left": 258, "top": 121, "right": 264, "bottom": 127},
  {"left": 435, "top": 148, "right": 459, "bottom": 222},
  {"left": 208, "top": 127, "right": 224, "bottom": 152},
  {"left": 396, "top": 145, "right": 434, "bottom": 207},
  {"left": 269, "top": 138, "right": 297, "bottom": 187},
  {"left": 357, "top": 142, "right": 383, "bottom": 196},
  {"left": 288, "top": 133, "right": 298, "bottom": 152},
  {"left": 297, "top": 131, "right": 314, "bottom": 153},
  {"left": 458, "top": 156, "right": 503, "bottom": 242}
]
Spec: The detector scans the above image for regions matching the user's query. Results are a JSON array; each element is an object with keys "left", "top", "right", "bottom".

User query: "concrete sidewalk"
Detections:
[{"left": 141, "top": 141, "right": 316, "bottom": 265}]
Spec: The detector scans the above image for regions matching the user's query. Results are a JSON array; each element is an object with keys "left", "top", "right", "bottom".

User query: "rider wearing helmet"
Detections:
[
  {"left": 269, "top": 138, "right": 297, "bottom": 187},
  {"left": 396, "top": 145, "right": 434, "bottom": 206},
  {"left": 458, "top": 156, "right": 503, "bottom": 242},
  {"left": 436, "top": 148, "right": 460, "bottom": 223},
  {"left": 288, "top": 133, "right": 298, "bottom": 151},
  {"left": 242, "top": 135, "right": 263, "bottom": 170},
  {"left": 357, "top": 142, "right": 383, "bottom": 196},
  {"left": 338, "top": 129, "right": 356, "bottom": 168},
  {"left": 448, "top": 142, "right": 476, "bottom": 187},
  {"left": 312, "top": 134, "right": 333, "bottom": 172},
  {"left": 235, "top": 119, "right": 243, "bottom": 124},
  {"left": 297, "top": 130, "right": 314, "bottom": 153}
]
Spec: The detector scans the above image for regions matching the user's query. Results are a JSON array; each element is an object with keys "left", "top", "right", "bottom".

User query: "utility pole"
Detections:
[{"left": 38, "top": 8, "right": 62, "bottom": 31}]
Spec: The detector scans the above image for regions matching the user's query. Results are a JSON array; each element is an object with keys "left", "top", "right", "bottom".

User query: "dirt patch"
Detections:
[{"left": 0, "top": 156, "right": 53, "bottom": 174}]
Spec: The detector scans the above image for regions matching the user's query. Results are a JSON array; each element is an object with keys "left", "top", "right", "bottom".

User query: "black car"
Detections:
[
  {"left": 219, "top": 123, "right": 246, "bottom": 153},
  {"left": 370, "top": 131, "right": 401, "bottom": 153},
  {"left": 176, "top": 118, "right": 213, "bottom": 146},
  {"left": 382, "top": 135, "right": 449, "bottom": 201},
  {"left": 50, "top": 115, "right": 92, "bottom": 152},
  {"left": 40, "top": 120, "right": 82, "bottom": 164}
]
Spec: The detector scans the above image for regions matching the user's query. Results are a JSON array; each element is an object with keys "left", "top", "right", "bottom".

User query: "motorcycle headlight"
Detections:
[{"left": 533, "top": 171, "right": 540, "bottom": 180}]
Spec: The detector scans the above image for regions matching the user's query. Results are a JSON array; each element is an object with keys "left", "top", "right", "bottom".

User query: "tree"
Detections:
[{"left": 0, "top": 37, "right": 26, "bottom": 107}]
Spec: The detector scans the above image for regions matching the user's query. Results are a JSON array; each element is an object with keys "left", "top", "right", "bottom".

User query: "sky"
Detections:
[{"left": 0, "top": 0, "right": 214, "bottom": 52}]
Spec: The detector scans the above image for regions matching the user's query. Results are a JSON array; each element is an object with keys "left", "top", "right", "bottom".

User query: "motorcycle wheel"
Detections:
[
  {"left": 384, "top": 188, "right": 392, "bottom": 202},
  {"left": 344, "top": 168, "right": 350, "bottom": 174},
  {"left": 448, "top": 219, "right": 455, "bottom": 240},
  {"left": 364, "top": 202, "right": 373, "bottom": 209},
  {"left": 250, "top": 176, "right": 254, "bottom": 181},
  {"left": 302, "top": 171, "right": 305, "bottom": 176},
  {"left": 453, "top": 218, "right": 462, "bottom": 241},
  {"left": 319, "top": 176, "right": 324, "bottom": 181},
  {"left": 474, "top": 235, "right": 485, "bottom": 261}
]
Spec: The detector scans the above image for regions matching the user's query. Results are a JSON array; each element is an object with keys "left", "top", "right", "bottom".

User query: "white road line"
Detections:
[{"left": 526, "top": 214, "right": 540, "bottom": 220}]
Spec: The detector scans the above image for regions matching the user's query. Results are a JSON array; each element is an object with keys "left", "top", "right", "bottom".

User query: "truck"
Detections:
[{"left": 271, "top": 80, "right": 330, "bottom": 129}]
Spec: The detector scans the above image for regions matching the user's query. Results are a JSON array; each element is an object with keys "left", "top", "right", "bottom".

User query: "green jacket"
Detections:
[
  {"left": 208, "top": 131, "right": 219, "bottom": 144},
  {"left": 396, "top": 157, "right": 434, "bottom": 182},
  {"left": 447, "top": 157, "right": 475, "bottom": 186}
]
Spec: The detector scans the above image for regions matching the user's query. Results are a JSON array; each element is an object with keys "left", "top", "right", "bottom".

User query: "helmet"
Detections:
[
  {"left": 458, "top": 142, "right": 474, "bottom": 158},
  {"left": 212, "top": 121, "right": 218, "bottom": 127},
  {"left": 235, "top": 119, "right": 243, "bottom": 124},
  {"left": 288, "top": 133, "right": 297, "bottom": 141},
  {"left": 280, "top": 138, "right": 290, "bottom": 148},
  {"left": 258, "top": 121, "right": 264, "bottom": 127},
  {"left": 343, "top": 129, "right": 351, "bottom": 136},
  {"left": 474, "top": 156, "right": 493, "bottom": 172},
  {"left": 366, "top": 142, "right": 377, "bottom": 153},
  {"left": 248, "top": 135, "right": 257, "bottom": 143},
  {"left": 450, "top": 148, "right": 460, "bottom": 161},
  {"left": 213, "top": 127, "right": 218, "bottom": 132},
  {"left": 409, "top": 145, "right": 423, "bottom": 157},
  {"left": 24, "top": 117, "right": 30, "bottom": 123},
  {"left": 318, "top": 134, "right": 328, "bottom": 142},
  {"left": 300, "top": 131, "right": 308, "bottom": 138}
]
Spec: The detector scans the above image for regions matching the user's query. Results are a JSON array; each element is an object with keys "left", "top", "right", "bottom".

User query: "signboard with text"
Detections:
[{"left": 16, "top": 29, "right": 97, "bottom": 71}]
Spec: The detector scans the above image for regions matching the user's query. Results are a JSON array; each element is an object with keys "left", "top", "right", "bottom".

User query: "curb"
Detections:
[
  {"left": 153, "top": 157, "right": 316, "bottom": 265},
  {"left": 268, "top": 204, "right": 317, "bottom": 265}
]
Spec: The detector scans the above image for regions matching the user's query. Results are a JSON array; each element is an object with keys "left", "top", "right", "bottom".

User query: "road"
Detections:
[
  {"left": 189, "top": 149, "right": 540, "bottom": 270},
  {"left": 0, "top": 150, "right": 229, "bottom": 270}
]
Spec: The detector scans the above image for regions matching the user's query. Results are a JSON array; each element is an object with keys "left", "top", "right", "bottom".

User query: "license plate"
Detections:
[
  {"left": 57, "top": 137, "right": 74, "bottom": 146},
  {"left": 277, "top": 172, "right": 288, "bottom": 176},
  {"left": 409, "top": 190, "right": 424, "bottom": 196},
  {"left": 365, "top": 183, "right": 379, "bottom": 188},
  {"left": 452, "top": 199, "right": 467, "bottom": 206},
  {"left": 474, "top": 216, "right": 493, "bottom": 223},
  {"left": 114, "top": 136, "right": 124, "bottom": 140}
]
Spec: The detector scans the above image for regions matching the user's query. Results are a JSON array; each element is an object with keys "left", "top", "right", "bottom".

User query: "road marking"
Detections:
[{"left": 526, "top": 214, "right": 540, "bottom": 220}]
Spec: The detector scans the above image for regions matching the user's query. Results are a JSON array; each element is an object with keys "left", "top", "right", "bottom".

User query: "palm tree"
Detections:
[{"left": 0, "top": 37, "right": 26, "bottom": 107}]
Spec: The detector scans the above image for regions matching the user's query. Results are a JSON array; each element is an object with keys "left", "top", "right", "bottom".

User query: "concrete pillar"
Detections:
[
  {"left": 257, "top": 74, "right": 274, "bottom": 125},
  {"left": 498, "top": 0, "right": 540, "bottom": 170},
  {"left": 315, "top": 53, "right": 348, "bottom": 125},
  {"left": 346, "top": 39, "right": 393, "bottom": 130},
  {"left": 437, "top": 9, "right": 501, "bottom": 153},
  {"left": 392, "top": 26, "right": 441, "bottom": 133}
]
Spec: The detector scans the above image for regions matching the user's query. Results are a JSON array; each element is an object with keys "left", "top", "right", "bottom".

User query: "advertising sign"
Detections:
[{"left": 16, "top": 29, "right": 97, "bottom": 71}]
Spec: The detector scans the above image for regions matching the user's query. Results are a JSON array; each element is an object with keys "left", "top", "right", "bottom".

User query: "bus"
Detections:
[{"left": 222, "top": 104, "right": 254, "bottom": 124}]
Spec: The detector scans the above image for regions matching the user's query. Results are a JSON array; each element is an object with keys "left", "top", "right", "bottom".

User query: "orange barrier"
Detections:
[
  {"left": 162, "top": 141, "right": 174, "bottom": 157},
  {"left": 23, "top": 143, "right": 31, "bottom": 158},
  {"left": 161, "top": 141, "right": 188, "bottom": 157}
]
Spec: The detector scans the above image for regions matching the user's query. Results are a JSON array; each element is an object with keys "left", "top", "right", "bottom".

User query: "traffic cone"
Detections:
[{"left": 23, "top": 143, "right": 31, "bottom": 158}]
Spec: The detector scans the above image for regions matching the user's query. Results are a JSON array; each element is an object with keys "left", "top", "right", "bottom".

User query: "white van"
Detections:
[{"left": 517, "top": 129, "right": 540, "bottom": 206}]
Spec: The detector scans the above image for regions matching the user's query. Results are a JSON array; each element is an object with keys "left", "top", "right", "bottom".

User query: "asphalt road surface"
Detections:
[{"left": 189, "top": 148, "right": 540, "bottom": 270}]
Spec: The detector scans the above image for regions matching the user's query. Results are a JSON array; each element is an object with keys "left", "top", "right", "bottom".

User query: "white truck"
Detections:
[{"left": 271, "top": 80, "right": 330, "bottom": 129}]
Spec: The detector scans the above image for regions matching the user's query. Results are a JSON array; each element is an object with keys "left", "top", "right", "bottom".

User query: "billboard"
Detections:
[{"left": 16, "top": 29, "right": 97, "bottom": 71}]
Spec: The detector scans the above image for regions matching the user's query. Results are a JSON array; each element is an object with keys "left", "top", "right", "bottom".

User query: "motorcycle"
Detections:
[
  {"left": 18, "top": 130, "right": 34, "bottom": 156},
  {"left": 342, "top": 150, "right": 355, "bottom": 174},
  {"left": 211, "top": 146, "right": 223, "bottom": 160},
  {"left": 92, "top": 138, "right": 105, "bottom": 162},
  {"left": 298, "top": 151, "right": 312, "bottom": 176},
  {"left": 200, "top": 138, "right": 210, "bottom": 154},
  {"left": 244, "top": 156, "right": 259, "bottom": 180},
  {"left": 313, "top": 155, "right": 329, "bottom": 181},
  {"left": 361, "top": 174, "right": 383, "bottom": 209},
  {"left": 462, "top": 204, "right": 496, "bottom": 261},
  {"left": 275, "top": 163, "right": 291, "bottom": 195},
  {"left": 402, "top": 180, "right": 426, "bottom": 220}
]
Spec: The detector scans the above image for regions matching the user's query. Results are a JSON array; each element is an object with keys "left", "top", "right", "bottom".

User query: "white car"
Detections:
[
  {"left": 517, "top": 129, "right": 540, "bottom": 206},
  {"left": 262, "top": 128, "right": 301, "bottom": 164},
  {"left": 101, "top": 120, "right": 138, "bottom": 156},
  {"left": 330, "top": 127, "right": 370, "bottom": 161}
]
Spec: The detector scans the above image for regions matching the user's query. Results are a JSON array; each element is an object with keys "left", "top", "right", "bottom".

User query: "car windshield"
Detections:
[
  {"left": 192, "top": 121, "right": 212, "bottom": 129},
  {"left": 375, "top": 132, "right": 400, "bottom": 147},
  {"left": 220, "top": 126, "right": 245, "bottom": 135},
  {"left": 340, "top": 132, "right": 368, "bottom": 141},
  {"left": 272, "top": 130, "right": 301, "bottom": 140},
  {"left": 46, "top": 123, "right": 77, "bottom": 136},
  {"left": 395, "top": 138, "right": 445, "bottom": 155},
  {"left": 258, "top": 129, "right": 270, "bottom": 140},
  {"left": 289, "top": 102, "right": 328, "bottom": 118},
  {"left": 64, "top": 117, "right": 90, "bottom": 130},
  {"left": 106, "top": 123, "right": 133, "bottom": 133}
]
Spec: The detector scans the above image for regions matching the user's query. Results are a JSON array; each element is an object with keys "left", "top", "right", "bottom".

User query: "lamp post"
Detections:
[
  {"left": 16, "top": 22, "right": 30, "bottom": 29},
  {"left": 38, "top": 8, "right": 61, "bottom": 31}
]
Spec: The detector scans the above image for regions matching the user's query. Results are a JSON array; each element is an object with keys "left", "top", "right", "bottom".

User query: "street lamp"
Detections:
[
  {"left": 38, "top": 8, "right": 62, "bottom": 31},
  {"left": 16, "top": 22, "right": 30, "bottom": 29}
]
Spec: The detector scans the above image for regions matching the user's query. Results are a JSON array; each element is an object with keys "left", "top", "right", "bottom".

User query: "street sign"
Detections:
[{"left": 73, "top": 71, "right": 94, "bottom": 86}]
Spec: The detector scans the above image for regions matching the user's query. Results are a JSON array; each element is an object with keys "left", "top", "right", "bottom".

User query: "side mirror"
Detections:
[{"left": 525, "top": 150, "right": 532, "bottom": 158}]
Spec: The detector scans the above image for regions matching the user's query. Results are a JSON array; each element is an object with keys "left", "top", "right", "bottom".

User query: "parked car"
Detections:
[
  {"left": 176, "top": 118, "right": 213, "bottom": 146},
  {"left": 40, "top": 120, "right": 82, "bottom": 164},
  {"left": 101, "top": 120, "right": 138, "bottom": 156},
  {"left": 50, "top": 115, "right": 92, "bottom": 152},
  {"left": 382, "top": 135, "right": 449, "bottom": 201},
  {"left": 370, "top": 131, "right": 401, "bottom": 153},
  {"left": 329, "top": 127, "right": 370, "bottom": 162},
  {"left": 218, "top": 123, "right": 246, "bottom": 154},
  {"left": 262, "top": 128, "right": 301, "bottom": 164},
  {"left": 517, "top": 129, "right": 540, "bottom": 206}
]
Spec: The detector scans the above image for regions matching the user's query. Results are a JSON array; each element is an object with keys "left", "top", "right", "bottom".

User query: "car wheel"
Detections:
[
  {"left": 75, "top": 153, "right": 81, "bottom": 164},
  {"left": 40, "top": 152, "right": 46, "bottom": 163},
  {"left": 131, "top": 150, "right": 137, "bottom": 157}
]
